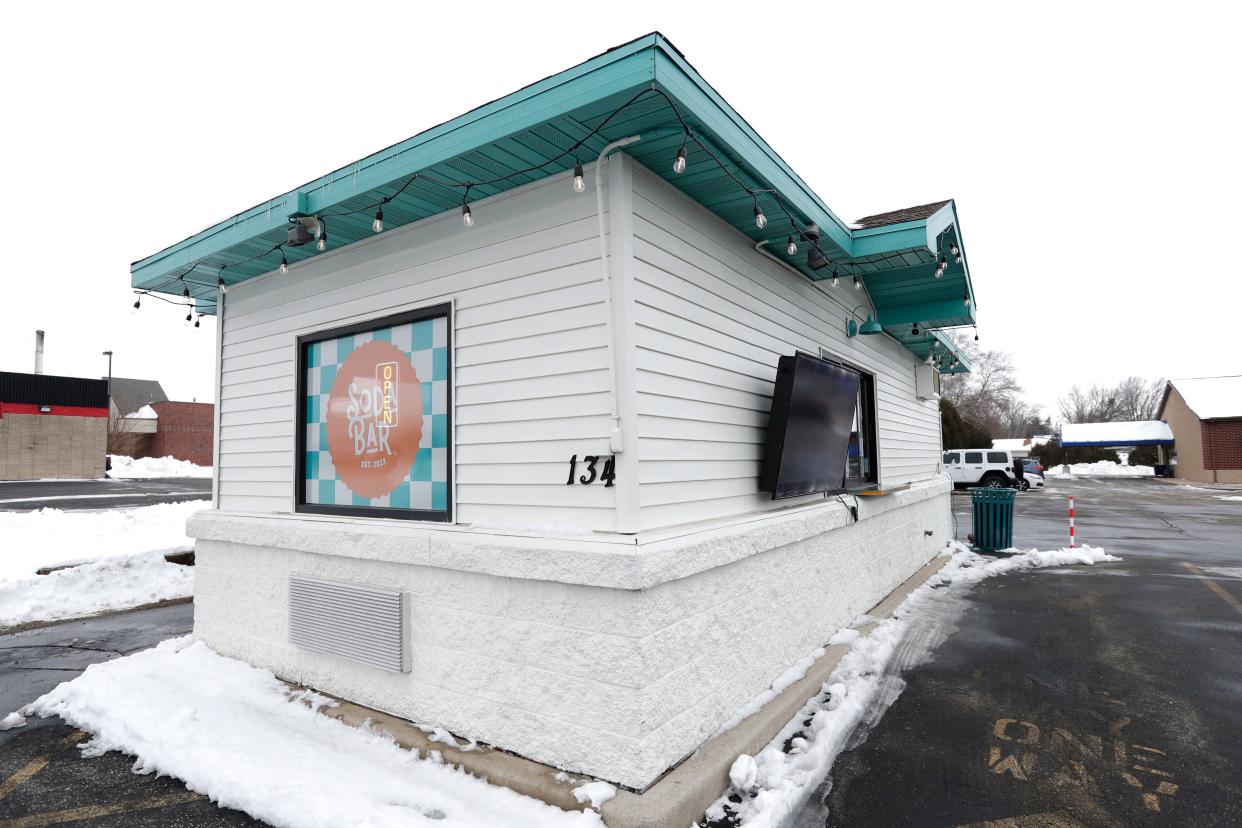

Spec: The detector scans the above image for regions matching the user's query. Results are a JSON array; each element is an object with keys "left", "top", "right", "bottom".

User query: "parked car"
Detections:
[
  {"left": 1022, "top": 457, "right": 1044, "bottom": 476},
  {"left": 943, "top": 449, "right": 1019, "bottom": 488}
]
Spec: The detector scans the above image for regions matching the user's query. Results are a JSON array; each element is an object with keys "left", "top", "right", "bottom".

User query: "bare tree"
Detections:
[
  {"left": 940, "top": 333, "right": 1030, "bottom": 437},
  {"left": 1059, "top": 377, "right": 1164, "bottom": 423}
]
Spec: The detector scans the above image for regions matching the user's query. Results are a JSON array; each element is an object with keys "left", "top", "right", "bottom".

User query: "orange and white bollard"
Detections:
[{"left": 1068, "top": 495, "right": 1076, "bottom": 548}]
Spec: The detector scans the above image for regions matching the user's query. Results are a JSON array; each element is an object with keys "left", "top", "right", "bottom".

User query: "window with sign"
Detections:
[{"left": 295, "top": 304, "right": 451, "bottom": 521}]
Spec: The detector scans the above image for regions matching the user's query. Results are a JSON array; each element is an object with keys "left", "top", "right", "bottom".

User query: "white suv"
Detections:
[{"left": 943, "top": 449, "right": 1017, "bottom": 488}]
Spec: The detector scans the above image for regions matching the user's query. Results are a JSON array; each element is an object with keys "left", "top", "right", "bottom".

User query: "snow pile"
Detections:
[
  {"left": 0, "top": 500, "right": 201, "bottom": 579},
  {"left": 0, "top": 553, "right": 192, "bottom": 628},
  {"left": 706, "top": 543, "right": 1121, "bottom": 828},
  {"left": 1046, "top": 461, "right": 1154, "bottom": 478},
  {"left": 108, "top": 455, "right": 212, "bottom": 478},
  {"left": 22, "top": 637, "right": 601, "bottom": 828},
  {"left": 124, "top": 405, "right": 159, "bottom": 420}
]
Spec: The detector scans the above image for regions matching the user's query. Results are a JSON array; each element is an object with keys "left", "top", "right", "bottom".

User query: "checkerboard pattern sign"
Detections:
[{"left": 302, "top": 311, "right": 449, "bottom": 514}]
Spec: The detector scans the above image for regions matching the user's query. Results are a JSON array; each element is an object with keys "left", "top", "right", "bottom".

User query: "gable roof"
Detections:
[
  {"left": 109, "top": 377, "right": 168, "bottom": 417},
  {"left": 130, "top": 33, "right": 977, "bottom": 371},
  {"left": 1162, "top": 375, "right": 1242, "bottom": 420}
]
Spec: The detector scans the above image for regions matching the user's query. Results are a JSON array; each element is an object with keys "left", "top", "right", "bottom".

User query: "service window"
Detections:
[
  {"left": 944, "top": 452, "right": 960, "bottom": 464},
  {"left": 819, "top": 351, "right": 878, "bottom": 489},
  {"left": 964, "top": 451, "right": 983, "bottom": 464},
  {"left": 987, "top": 452, "right": 1008, "bottom": 464},
  {"left": 295, "top": 304, "right": 451, "bottom": 521}
]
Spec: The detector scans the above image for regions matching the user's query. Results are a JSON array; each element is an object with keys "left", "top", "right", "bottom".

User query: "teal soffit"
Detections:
[{"left": 131, "top": 32, "right": 976, "bottom": 369}]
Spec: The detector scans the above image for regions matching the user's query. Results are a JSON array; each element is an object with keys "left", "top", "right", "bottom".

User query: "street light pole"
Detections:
[{"left": 102, "top": 351, "right": 113, "bottom": 413}]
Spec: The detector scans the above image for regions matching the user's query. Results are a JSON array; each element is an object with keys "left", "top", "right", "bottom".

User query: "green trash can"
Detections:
[{"left": 970, "top": 487, "right": 1016, "bottom": 552}]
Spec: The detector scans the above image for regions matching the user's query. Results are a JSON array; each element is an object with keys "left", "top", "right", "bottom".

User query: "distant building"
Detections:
[
  {"left": 107, "top": 377, "right": 213, "bottom": 466},
  {"left": 0, "top": 371, "right": 108, "bottom": 480},
  {"left": 1157, "top": 376, "right": 1242, "bottom": 484},
  {"left": 991, "top": 435, "right": 1053, "bottom": 459}
]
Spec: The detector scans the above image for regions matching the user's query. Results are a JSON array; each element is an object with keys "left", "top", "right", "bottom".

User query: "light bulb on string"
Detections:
[
  {"left": 373, "top": 206, "right": 384, "bottom": 234},
  {"left": 673, "top": 145, "right": 687, "bottom": 175},
  {"left": 934, "top": 265, "right": 944, "bottom": 280},
  {"left": 316, "top": 219, "right": 328, "bottom": 252},
  {"left": 279, "top": 253, "right": 289, "bottom": 274},
  {"left": 573, "top": 161, "right": 585, "bottom": 193},
  {"left": 217, "top": 276, "right": 228, "bottom": 295},
  {"left": 194, "top": 315, "right": 201, "bottom": 329},
  {"left": 753, "top": 203, "right": 767, "bottom": 230},
  {"left": 831, "top": 269, "right": 839, "bottom": 288},
  {"left": 130, "top": 297, "right": 141, "bottom": 315},
  {"left": 462, "top": 203, "right": 474, "bottom": 227},
  {"left": 786, "top": 236, "right": 797, "bottom": 256},
  {"left": 853, "top": 275, "right": 863, "bottom": 291},
  {"left": 182, "top": 282, "right": 190, "bottom": 299}
]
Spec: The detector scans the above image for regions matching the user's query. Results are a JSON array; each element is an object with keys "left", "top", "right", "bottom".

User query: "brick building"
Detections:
[
  {"left": 143, "top": 401, "right": 214, "bottom": 466},
  {"left": 0, "top": 371, "right": 108, "bottom": 480},
  {"left": 1157, "top": 375, "right": 1242, "bottom": 484}
]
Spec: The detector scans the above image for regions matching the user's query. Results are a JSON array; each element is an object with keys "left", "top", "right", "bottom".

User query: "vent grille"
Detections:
[{"left": 289, "top": 575, "right": 410, "bottom": 672}]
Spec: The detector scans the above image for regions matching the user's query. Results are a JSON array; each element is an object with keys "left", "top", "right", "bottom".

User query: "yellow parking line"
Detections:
[
  {"left": 0, "top": 732, "right": 86, "bottom": 802},
  {"left": 0, "top": 791, "right": 205, "bottom": 828},
  {"left": 1181, "top": 561, "right": 1242, "bottom": 616}
]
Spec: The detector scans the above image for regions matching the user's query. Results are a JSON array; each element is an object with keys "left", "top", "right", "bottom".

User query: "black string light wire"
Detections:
[{"left": 139, "top": 84, "right": 943, "bottom": 328}]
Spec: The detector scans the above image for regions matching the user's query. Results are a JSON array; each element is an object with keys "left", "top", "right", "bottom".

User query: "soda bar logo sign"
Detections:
[{"left": 326, "top": 340, "right": 424, "bottom": 499}]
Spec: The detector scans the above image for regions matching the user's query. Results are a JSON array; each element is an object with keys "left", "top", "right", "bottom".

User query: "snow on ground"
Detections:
[
  {"left": 21, "top": 637, "right": 602, "bottom": 828},
  {"left": 1046, "top": 461, "right": 1154, "bottom": 478},
  {"left": 1215, "top": 495, "right": 1242, "bottom": 502},
  {"left": 108, "top": 455, "right": 212, "bottom": 478},
  {"left": 0, "top": 553, "right": 192, "bottom": 628},
  {"left": 706, "top": 543, "right": 1121, "bottom": 828},
  {"left": 0, "top": 500, "right": 201, "bottom": 578}
]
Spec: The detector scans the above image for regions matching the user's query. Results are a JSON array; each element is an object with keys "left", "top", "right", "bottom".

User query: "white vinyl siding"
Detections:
[
  {"left": 629, "top": 163, "right": 941, "bottom": 531},
  {"left": 215, "top": 172, "right": 618, "bottom": 530}
]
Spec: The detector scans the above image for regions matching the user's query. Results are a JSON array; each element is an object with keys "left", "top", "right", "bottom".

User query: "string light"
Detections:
[
  {"left": 462, "top": 185, "right": 475, "bottom": 227},
  {"left": 964, "top": 290, "right": 971, "bottom": 306},
  {"left": 316, "top": 219, "right": 328, "bottom": 252},
  {"left": 853, "top": 275, "right": 863, "bottom": 291},
  {"left": 194, "top": 315, "right": 201, "bottom": 329},
  {"left": 786, "top": 236, "right": 797, "bottom": 256},
  {"left": 934, "top": 266, "right": 944, "bottom": 280},
  {"left": 181, "top": 281, "right": 190, "bottom": 299},
  {"left": 573, "top": 160, "right": 585, "bottom": 193},
  {"left": 753, "top": 202, "right": 767, "bottom": 230},
  {"left": 974, "top": 326, "right": 979, "bottom": 341},
  {"left": 373, "top": 204, "right": 384, "bottom": 234},
  {"left": 131, "top": 297, "right": 141, "bottom": 314},
  {"left": 911, "top": 323, "right": 920, "bottom": 336},
  {"left": 673, "top": 141, "right": 688, "bottom": 175},
  {"left": 831, "top": 269, "right": 839, "bottom": 288},
  {"left": 280, "top": 252, "right": 289, "bottom": 274},
  {"left": 217, "top": 275, "right": 228, "bottom": 295}
]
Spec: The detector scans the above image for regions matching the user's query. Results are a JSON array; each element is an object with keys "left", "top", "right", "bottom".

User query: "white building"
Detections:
[{"left": 131, "top": 34, "right": 978, "bottom": 792}]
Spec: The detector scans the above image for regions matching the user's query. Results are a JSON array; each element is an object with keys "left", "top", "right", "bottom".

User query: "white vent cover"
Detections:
[{"left": 289, "top": 575, "right": 410, "bottom": 672}]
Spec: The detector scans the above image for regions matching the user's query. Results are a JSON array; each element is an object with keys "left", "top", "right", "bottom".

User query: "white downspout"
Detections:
[{"left": 596, "top": 135, "right": 641, "bottom": 452}]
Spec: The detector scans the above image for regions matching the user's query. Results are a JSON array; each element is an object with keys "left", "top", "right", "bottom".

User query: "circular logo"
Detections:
[{"left": 325, "top": 340, "right": 424, "bottom": 499}]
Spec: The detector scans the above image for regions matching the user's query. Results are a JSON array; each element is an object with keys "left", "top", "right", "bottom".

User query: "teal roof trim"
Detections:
[{"left": 132, "top": 33, "right": 976, "bottom": 371}]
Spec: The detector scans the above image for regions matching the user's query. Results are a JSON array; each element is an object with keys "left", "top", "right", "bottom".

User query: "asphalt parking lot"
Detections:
[
  {"left": 2, "top": 476, "right": 1240, "bottom": 827},
  {"left": 798, "top": 476, "right": 1242, "bottom": 827},
  {"left": 0, "top": 478, "right": 211, "bottom": 511}
]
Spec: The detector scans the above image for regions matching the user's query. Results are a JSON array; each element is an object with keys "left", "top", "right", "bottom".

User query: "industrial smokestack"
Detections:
[{"left": 35, "top": 330, "right": 45, "bottom": 375}]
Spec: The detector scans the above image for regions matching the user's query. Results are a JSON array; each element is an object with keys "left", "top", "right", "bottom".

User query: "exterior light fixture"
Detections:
[
  {"left": 853, "top": 275, "right": 863, "bottom": 291},
  {"left": 830, "top": 268, "right": 839, "bottom": 287},
  {"left": 859, "top": 314, "right": 883, "bottom": 335},
  {"left": 217, "top": 276, "right": 228, "bottom": 295},
  {"left": 462, "top": 203, "right": 474, "bottom": 227},
  {"left": 573, "top": 162, "right": 585, "bottom": 193},
  {"left": 316, "top": 219, "right": 328, "bottom": 252},
  {"left": 373, "top": 206, "right": 384, "bottom": 234},
  {"left": 287, "top": 223, "right": 313, "bottom": 247},
  {"left": 786, "top": 236, "right": 797, "bottom": 256},
  {"left": 753, "top": 203, "right": 767, "bottom": 230},
  {"left": 974, "top": 327, "right": 979, "bottom": 341},
  {"left": 964, "top": 291, "right": 971, "bottom": 307},
  {"left": 182, "top": 282, "right": 190, "bottom": 299},
  {"left": 131, "top": 297, "right": 141, "bottom": 314},
  {"left": 939, "top": 255, "right": 948, "bottom": 269},
  {"left": 934, "top": 266, "right": 944, "bottom": 280},
  {"left": 185, "top": 311, "right": 193, "bottom": 324},
  {"left": 673, "top": 145, "right": 687, "bottom": 175},
  {"left": 911, "top": 322, "right": 920, "bottom": 336},
  {"left": 194, "top": 315, "right": 201, "bottom": 328},
  {"left": 279, "top": 252, "right": 289, "bottom": 274}
]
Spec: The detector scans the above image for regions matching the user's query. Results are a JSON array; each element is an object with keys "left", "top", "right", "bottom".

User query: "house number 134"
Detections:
[{"left": 567, "top": 455, "right": 616, "bottom": 487}]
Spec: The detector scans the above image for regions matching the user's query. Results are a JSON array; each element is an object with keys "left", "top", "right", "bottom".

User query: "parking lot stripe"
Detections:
[
  {"left": 0, "top": 732, "right": 86, "bottom": 803},
  {"left": 0, "top": 791, "right": 205, "bottom": 828},
  {"left": 1180, "top": 561, "right": 1242, "bottom": 616}
]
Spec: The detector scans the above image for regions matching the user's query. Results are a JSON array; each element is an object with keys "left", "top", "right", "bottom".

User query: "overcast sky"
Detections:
[{"left": 2, "top": 1, "right": 1238, "bottom": 418}]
